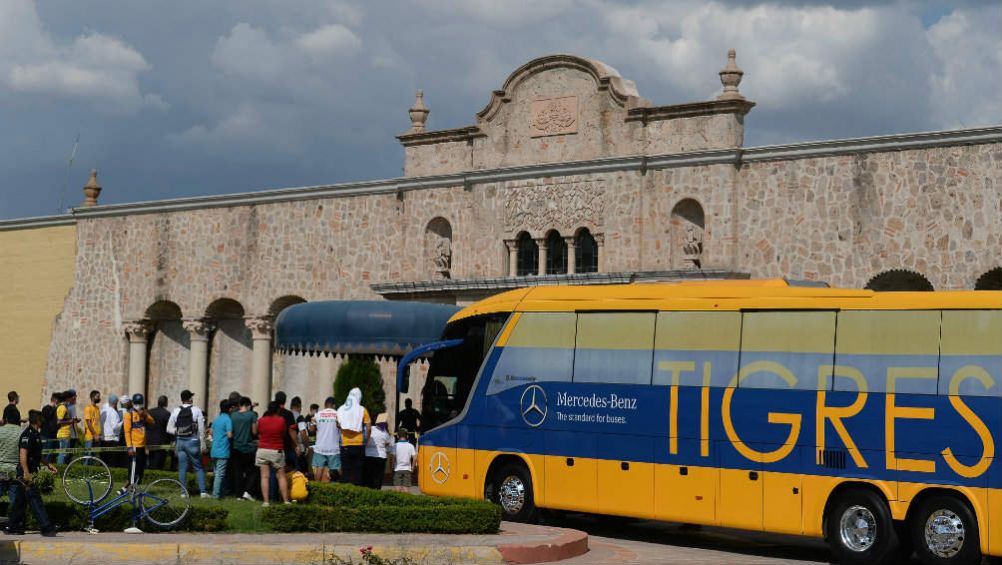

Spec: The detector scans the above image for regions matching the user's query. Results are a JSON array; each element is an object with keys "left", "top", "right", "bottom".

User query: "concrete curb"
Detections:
[
  {"left": 7, "top": 540, "right": 506, "bottom": 565},
  {"left": 1, "top": 524, "right": 589, "bottom": 564},
  {"left": 498, "top": 526, "right": 589, "bottom": 564}
]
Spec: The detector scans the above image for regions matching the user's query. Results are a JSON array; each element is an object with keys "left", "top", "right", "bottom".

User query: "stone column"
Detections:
[
  {"left": 182, "top": 319, "right": 215, "bottom": 411},
  {"left": 536, "top": 238, "right": 548, "bottom": 276},
  {"left": 124, "top": 321, "right": 152, "bottom": 398},
  {"left": 565, "top": 236, "right": 577, "bottom": 275},
  {"left": 504, "top": 239, "right": 518, "bottom": 277},
  {"left": 595, "top": 233, "right": 606, "bottom": 273},
  {"left": 246, "top": 317, "right": 274, "bottom": 406}
]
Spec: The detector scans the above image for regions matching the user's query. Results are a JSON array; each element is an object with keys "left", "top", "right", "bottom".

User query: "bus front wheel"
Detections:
[
  {"left": 489, "top": 463, "right": 537, "bottom": 523},
  {"left": 826, "top": 488, "right": 899, "bottom": 565},
  {"left": 911, "top": 495, "right": 980, "bottom": 565}
]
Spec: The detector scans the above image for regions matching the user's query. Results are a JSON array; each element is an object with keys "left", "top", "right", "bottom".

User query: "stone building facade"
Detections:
[{"left": 2, "top": 52, "right": 1000, "bottom": 418}]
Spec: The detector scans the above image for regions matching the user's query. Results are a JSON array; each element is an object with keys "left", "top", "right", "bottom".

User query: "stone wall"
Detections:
[{"left": 737, "top": 143, "right": 1002, "bottom": 289}]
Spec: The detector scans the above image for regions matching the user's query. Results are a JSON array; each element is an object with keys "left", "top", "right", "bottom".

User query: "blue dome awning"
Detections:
[{"left": 274, "top": 300, "right": 460, "bottom": 357}]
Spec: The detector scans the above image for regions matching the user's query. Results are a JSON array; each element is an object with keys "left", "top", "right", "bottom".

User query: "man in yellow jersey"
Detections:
[
  {"left": 54, "top": 392, "right": 79, "bottom": 465},
  {"left": 337, "top": 388, "right": 370, "bottom": 486},
  {"left": 123, "top": 394, "right": 155, "bottom": 488},
  {"left": 83, "top": 390, "right": 102, "bottom": 457}
]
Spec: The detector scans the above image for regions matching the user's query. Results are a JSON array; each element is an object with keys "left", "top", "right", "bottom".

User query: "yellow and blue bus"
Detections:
[{"left": 414, "top": 280, "right": 1002, "bottom": 565}]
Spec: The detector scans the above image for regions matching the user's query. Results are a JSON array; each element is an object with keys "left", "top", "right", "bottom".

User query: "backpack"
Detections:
[
  {"left": 41, "top": 405, "right": 58, "bottom": 437},
  {"left": 175, "top": 406, "right": 196, "bottom": 437},
  {"left": 288, "top": 471, "right": 309, "bottom": 501}
]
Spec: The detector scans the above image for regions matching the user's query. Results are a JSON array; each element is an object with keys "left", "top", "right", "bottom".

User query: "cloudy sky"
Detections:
[{"left": 0, "top": 0, "right": 999, "bottom": 220}]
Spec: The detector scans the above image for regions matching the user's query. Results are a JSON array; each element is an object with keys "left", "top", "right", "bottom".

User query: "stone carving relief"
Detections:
[
  {"left": 530, "top": 96, "right": 578, "bottom": 137},
  {"left": 424, "top": 217, "right": 453, "bottom": 279},
  {"left": 503, "top": 179, "right": 605, "bottom": 235}
]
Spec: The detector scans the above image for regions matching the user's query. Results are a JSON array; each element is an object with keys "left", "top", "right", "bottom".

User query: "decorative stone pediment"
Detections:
[{"left": 398, "top": 51, "right": 755, "bottom": 176}]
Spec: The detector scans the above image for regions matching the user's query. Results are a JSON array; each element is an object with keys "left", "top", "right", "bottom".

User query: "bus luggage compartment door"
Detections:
[
  {"left": 717, "top": 446, "right": 764, "bottom": 531},
  {"left": 597, "top": 434, "right": 654, "bottom": 519},
  {"left": 543, "top": 430, "right": 597, "bottom": 512}
]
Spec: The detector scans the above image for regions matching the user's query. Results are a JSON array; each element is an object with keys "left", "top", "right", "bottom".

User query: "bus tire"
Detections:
[
  {"left": 491, "top": 463, "right": 537, "bottom": 523},
  {"left": 826, "top": 488, "right": 899, "bottom": 565},
  {"left": 911, "top": 495, "right": 981, "bottom": 565}
]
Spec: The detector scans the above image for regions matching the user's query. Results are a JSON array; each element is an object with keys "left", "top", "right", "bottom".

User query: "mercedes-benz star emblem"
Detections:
[
  {"left": 429, "top": 451, "right": 450, "bottom": 484},
  {"left": 520, "top": 385, "right": 547, "bottom": 427}
]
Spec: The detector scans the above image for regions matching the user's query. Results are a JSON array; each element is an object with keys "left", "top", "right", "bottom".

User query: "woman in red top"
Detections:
[{"left": 252, "top": 401, "right": 290, "bottom": 506}]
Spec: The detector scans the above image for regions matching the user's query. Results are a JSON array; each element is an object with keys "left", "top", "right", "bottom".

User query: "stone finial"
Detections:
[
  {"left": 408, "top": 90, "right": 429, "bottom": 133},
  {"left": 83, "top": 169, "right": 102, "bottom": 207},
  {"left": 717, "top": 49, "right": 745, "bottom": 101}
]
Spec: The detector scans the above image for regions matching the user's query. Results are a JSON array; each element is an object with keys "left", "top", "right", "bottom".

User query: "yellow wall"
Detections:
[{"left": 0, "top": 224, "right": 76, "bottom": 408}]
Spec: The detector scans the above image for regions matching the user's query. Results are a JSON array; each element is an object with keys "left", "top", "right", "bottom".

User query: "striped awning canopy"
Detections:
[{"left": 274, "top": 300, "right": 459, "bottom": 357}]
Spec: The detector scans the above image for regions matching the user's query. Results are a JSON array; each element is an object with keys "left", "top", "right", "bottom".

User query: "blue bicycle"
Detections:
[{"left": 62, "top": 455, "right": 190, "bottom": 532}]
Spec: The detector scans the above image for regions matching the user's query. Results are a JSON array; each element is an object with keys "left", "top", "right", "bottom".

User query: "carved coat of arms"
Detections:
[{"left": 530, "top": 96, "right": 578, "bottom": 137}]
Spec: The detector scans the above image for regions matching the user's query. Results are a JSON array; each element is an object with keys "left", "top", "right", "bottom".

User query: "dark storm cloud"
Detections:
[{"left": 0, "top": 0, "right": 998, "bottom": 219}]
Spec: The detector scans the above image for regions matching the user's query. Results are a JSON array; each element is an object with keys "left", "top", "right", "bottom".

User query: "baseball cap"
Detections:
[
  {"left": 180, "top": 389, "right": 194, "bottom": 401},
  {"left": 120, "top": 395, "right": 132, "bottom": 405},
  {"left": 108, "top": 394, "right": 118, "bottom": 404}
]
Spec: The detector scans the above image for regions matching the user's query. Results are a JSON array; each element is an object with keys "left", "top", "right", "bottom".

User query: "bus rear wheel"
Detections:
[
  {"left": 826, "top": 489, "right": 899, "bottom": 565},
  {"left": 911, "top": 495, "right": 980, "bottom": 565},
  {"left": 489, "top": 463, "right": 537, "bottom": 523}
]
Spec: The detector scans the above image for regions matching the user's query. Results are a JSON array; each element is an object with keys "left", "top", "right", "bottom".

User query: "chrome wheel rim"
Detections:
[
  {"left": 498, "top": 475, "right": 525, "bottom": 515},
  {"left": 839, "top": 505, "right": 877, "bottom": 552},
  {"left": 924, "top": 509, "right": 965, "bottom": 558}
]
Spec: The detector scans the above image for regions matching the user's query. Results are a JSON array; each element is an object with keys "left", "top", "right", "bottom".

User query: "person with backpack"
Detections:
[
  {"left": 40, "top": 392, "right": 61, "bottom": 464},
  {"left": 166, "top": 390, "right": 209, "bottom": 498}
]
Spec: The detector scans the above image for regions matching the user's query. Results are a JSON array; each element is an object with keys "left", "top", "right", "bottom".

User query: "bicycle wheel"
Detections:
[
  {"left": 62, "top": 456, "right": 112, "bottom": 505},
  {"left": 141, "top": 478, "right": 190, "bottom": 528}
]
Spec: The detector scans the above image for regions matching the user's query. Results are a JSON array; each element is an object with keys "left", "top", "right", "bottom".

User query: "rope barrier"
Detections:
[{"left": 41, "top": 444, "right": 175, "bottom": 455}]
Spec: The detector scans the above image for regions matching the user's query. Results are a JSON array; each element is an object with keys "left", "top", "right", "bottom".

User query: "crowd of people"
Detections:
[{"left": 0, "top": 385, "right": 422, "bottom": 521}]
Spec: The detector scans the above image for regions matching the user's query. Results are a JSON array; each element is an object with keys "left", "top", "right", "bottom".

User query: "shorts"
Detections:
[
  {"left": 393, "top": 470, "right": 412, "bottom": 487},
  {"left": 255, "top": 448, "right": 284, "bottom": 468},
  {"left": 312, "top": 452, "right": 341, "bottom": 470}
]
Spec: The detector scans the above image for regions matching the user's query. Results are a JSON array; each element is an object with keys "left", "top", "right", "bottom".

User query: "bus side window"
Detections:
[
  {"left": 738, "top": 311, "right": 836, "bottom": 391},
  {"left": 486, "top": 312, "right": 576, "bottom": 395},
  {"left": 834, "top": 310, "right": 941, "bottom": 394},
  {"left": 653, "top": 311, "right": 740, "bottom": 388},
  {"left": 939, "top": 310, "right": 1002, "bottom": 396},
  {"left": 573, "top": 312, "right": 655, "bottom": 385}
]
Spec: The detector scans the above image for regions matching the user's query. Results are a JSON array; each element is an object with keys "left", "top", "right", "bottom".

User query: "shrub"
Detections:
[
  {"left": 308, "top": 482, "right": 473, "bottom": 508},
  {"left": 333, "top": 356, "right": 386, "bottom": 417},
  {"left": 0, "top": 500, "right": 227, "bottom": 532},
  {"left": 261, "top": 503, "right": 500, "bottom": 534}
]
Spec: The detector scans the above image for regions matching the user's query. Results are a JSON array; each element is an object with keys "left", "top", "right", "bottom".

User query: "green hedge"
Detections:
[
  {"left": 0, "top": 500, "right": 227, "bottom": 532},
  {"left": 308, "top": 482, "right": 476, "bottom": 507},
  {"left": 262, "top": 503, "right": 500, "bottom": 534}
]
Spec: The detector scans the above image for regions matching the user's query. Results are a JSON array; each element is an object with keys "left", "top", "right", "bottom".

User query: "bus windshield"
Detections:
[{"left": 421, "top": 312, "right": 507, "bottom": 431}]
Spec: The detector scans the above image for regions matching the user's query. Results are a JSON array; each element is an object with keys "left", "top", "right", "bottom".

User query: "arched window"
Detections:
[
  {"left": 975, "top": 267, "right": 1002, "bottom": 290},
  {"left": 864, "top": 270, "right": 934, "bottom": 292},
  {"left": 545, "top": 231, "right": 567, "bottom": 275},
  {"left": 516, "top": 232, "right": 538, "bottom": 276},
  {"left": 575, "top": 229, "right": 598, "bottom": 274}
]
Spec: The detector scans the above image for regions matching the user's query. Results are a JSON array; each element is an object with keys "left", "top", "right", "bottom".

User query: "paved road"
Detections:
[{"left": 537, "top": 514, "right": 836, "bottom": 565}]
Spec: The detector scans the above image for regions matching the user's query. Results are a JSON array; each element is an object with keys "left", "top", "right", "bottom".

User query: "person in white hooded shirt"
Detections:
[
  {"left": 337, "top": 388, "right": 369, "bottom": 486},
  {"left": 100, "top": 395, "right": 123, "bottom": 467}
]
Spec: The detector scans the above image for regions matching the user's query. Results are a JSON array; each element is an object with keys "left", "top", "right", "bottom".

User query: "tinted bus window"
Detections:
[
  {"left": 739, "top": 311, "right": 836, "bottom": 390},
  {"left": 939, "top": 310, "right": 1002, "bottom": 396},
  {"left": 834, "top": 310, "right": 941, "bottom": 394},
  {"left": 653, "top": 311, "right": 740, "bottom": 388},
  {"left": 486, "top": 312, "right": 575, "bottom": 395},
  {"left": 573, "top": 312, "right": 655, "bottom": 385}
]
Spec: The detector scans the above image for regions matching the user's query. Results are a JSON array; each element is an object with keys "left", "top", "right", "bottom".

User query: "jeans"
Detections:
[
  {"left": 176, "top": 437, "right": 206, "bottom": 494},
  {"left": 57, "top": 439, "right": 71, "bottom": 465},
  {"left": 212, "top": 458, "right": 228, "bottom": 498},
  {"left": 8, "top": 479, "right": 51, "bottom": 532}
]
